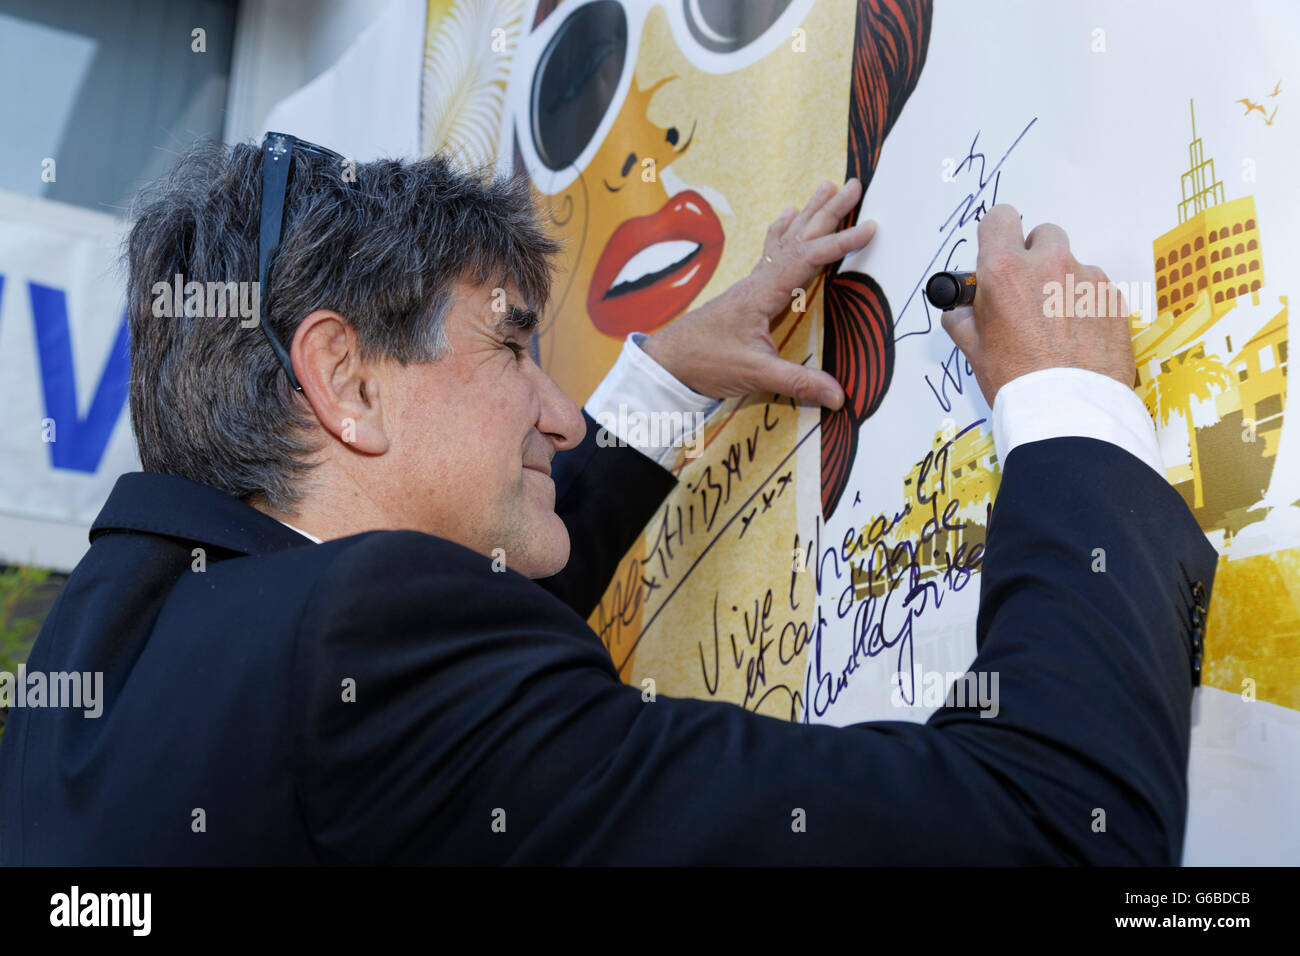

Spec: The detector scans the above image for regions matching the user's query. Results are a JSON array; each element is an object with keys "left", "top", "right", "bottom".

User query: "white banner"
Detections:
[{"left": 0, "top": 191, "right": 138, "bottom": 570}]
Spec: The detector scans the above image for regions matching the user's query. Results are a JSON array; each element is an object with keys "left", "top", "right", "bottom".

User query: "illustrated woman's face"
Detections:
[{"left": 511, "top": 0, "right": 855, "bottom": 401}]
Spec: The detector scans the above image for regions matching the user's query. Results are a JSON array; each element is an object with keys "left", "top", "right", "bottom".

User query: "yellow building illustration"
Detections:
[
  {"left": 1130, "top": 100, "right": 1296, "bottom": 709},
  {"left": 1131, "top": 103, "right": 1288, "bottom": 531},
  {"left": 851, "top": 422, "right": 1000, "bottom": 600}
]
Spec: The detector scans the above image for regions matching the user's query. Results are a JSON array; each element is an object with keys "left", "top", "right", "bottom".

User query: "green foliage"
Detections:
[{"left": 0, "top": 565, "right": 54, "bottom": 743}]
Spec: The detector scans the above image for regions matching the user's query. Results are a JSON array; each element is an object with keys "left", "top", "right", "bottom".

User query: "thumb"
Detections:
[
  {"left": 940, "top": 305, "right": 980, "bottom": 363},
  {"left": 750, "top": 354, "right": 845, "bottom": 410}
]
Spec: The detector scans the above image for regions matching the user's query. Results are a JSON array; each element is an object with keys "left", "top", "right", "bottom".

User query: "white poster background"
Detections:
[{"left": 817, "top": 0, "right": 1300, "bottom": 864}]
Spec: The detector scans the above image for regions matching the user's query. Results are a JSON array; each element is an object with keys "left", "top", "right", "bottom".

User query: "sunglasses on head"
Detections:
[{"left": 257, "top": 131, "right": 345, "bottom": 392}]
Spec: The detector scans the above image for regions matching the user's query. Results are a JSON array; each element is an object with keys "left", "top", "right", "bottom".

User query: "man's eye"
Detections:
[{"left": 504, "top": 340, "right": 525, "bottom": 360}]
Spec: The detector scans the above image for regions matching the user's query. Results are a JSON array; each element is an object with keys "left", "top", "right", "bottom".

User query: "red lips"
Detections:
[{"left": 588, "top": 190, "right": 724, "bottom": 337}]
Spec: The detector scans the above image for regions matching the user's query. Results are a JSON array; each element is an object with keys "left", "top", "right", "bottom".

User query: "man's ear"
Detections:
[{"left": 290, "top": 309, "right": 390, "bottom": 455}]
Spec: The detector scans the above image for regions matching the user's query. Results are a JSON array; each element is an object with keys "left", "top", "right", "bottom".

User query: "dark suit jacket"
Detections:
[{"left": 0, "top": 414, "right": 1215, "bottom": 864}]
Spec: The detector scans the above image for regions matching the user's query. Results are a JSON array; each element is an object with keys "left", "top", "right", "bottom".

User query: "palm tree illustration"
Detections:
[{"left": 1146, "top": 346, "right": 1234, "bottom": 509}]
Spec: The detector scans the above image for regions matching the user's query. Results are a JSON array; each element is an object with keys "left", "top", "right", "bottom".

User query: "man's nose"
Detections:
[{"left": 535, "top": 366, "right": 586, "bottom": 452}]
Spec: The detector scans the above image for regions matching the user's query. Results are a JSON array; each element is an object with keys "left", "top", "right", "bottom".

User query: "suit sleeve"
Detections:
[
  {"left": 930, "top": 435, "right": 1215, "bottom": 862},
  {"left": 534, "top": 410, "right": 677, "bottom": 618},
  {"left": 292, "top": 436, "right": 1216, "bottom": 864}
]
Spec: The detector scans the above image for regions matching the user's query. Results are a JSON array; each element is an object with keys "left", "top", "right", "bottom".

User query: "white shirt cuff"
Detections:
[
  {"left": 584, "top": 332, "right": 723, "bottom": 468},
  {"left": 991, "top": 367, "right": 1165, "bottom": 479}
]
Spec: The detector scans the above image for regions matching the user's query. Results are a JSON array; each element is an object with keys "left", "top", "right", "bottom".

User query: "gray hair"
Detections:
[{"left": 124, "top": 141, "right": 558, "bottom": 512}]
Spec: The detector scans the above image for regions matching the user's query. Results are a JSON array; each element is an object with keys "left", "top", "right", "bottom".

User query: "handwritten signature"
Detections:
[
  {"left": 591, "top": 396, "right": 809, "bottom": 675},
  {"left": 895, "top": 117, "right": 1038, "bottom": 344},
  {"left": 695, "top": 420, "right": 989, "bottom": 720}
]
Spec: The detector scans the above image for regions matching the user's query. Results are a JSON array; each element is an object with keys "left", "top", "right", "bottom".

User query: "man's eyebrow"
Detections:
[{"left": 494, "top": 304, "right": 539, "bottom": 336}]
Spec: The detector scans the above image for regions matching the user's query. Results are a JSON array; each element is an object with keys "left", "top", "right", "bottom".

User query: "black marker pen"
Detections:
[{"left": 924, "top": 270, "right": 977, "bottom": 311}]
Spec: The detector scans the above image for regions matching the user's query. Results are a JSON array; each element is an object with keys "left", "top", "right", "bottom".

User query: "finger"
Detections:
[
  {"left": 784, "top": 180, "right": 838, "bottom": 242},
  {"left": 940, "top": 304, "right": 979, "bottom": 360},
  {"left": 800, "top": 219, "right": 877, "bottom": 266},
  {"left": 1024, "top": 222, "right": 1070, "bottom": 255},
  {"left": 765, "top": 205, "right": 797, "bottom": 244},
  {"left": 798, "top": 178, "right": 863, "bottom": 241},
  {"left": 976, "top": 204, "right": 1026, "bottom": 270},
  {"left": 750, "top": 353, "right": 845, "bottom": 410}
]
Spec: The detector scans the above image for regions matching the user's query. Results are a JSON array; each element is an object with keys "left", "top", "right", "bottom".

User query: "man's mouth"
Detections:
[{"left": 587, "top": 190, "right": 724, "bottom": 337}]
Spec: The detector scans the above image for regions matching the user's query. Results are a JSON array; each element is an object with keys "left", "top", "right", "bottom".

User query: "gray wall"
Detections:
[{"left": 0, "top": 0, "right": 237, "bottom": 215}]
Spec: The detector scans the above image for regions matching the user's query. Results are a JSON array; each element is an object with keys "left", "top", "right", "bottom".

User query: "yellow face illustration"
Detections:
[{"left": 517, "top": 0, "right": 855, "bottom": 402}]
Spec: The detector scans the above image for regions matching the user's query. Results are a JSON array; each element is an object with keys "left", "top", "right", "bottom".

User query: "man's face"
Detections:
[{"left": 379, "top": 280, "right": 585, "bottom": 578}]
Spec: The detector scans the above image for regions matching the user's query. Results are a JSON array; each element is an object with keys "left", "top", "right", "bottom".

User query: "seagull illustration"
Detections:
[
  {"left": 1269, "top": 79, "right": 1282, "bottom": 97},
  {"left": 1265, "top": 105, "right": 1279, "bottom": 126},
  {"left": 1236, "top": 97, "right": 1267, "bottom": 117}
]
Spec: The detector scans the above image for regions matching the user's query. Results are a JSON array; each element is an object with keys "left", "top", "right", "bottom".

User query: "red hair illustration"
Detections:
[{"left": 821, "top": 0, "right": 932, "bottom": 517}]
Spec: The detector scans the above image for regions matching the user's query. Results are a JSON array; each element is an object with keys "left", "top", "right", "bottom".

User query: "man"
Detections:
[{"left": 0, "top": 137, "right": 1214, "bottom": 864}]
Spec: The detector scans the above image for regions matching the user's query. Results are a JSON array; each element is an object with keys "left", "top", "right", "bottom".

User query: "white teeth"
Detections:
[{"left": 609, "top": 240, "right": 700, "bottom": 291}]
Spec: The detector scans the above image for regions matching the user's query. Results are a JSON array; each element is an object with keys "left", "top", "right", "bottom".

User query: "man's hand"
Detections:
[
  {"left": 640, "top": 179, "right": 878, "bottom": 411},
  {"left": 941, "top": 204, "right": 1139, "bottom": 408}
]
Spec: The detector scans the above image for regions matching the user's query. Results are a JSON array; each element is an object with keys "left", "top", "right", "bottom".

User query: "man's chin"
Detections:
[{"left": 518, "top": 515, "right": 570, "bottom": 579}]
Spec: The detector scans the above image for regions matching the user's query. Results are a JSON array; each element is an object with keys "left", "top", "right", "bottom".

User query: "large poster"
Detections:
[{"left": 422, "top": 0, "right": 1300, "bottom": 862}]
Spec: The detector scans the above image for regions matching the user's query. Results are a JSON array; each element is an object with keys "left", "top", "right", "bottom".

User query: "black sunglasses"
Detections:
[
  {"left": 258, "top": 131, "right": 345, "bottom": 392},
  {"left": 528, "top": 0, "right": 791, "bottom": 173}
]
